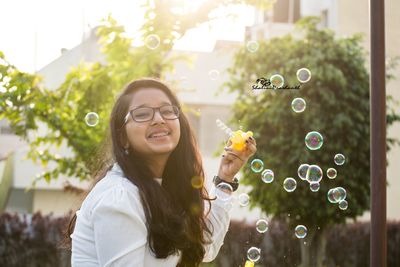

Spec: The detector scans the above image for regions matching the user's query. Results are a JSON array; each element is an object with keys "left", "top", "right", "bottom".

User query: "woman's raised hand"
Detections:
[{"left": 217, "top": 136, "right": 257, "bottom": 182}]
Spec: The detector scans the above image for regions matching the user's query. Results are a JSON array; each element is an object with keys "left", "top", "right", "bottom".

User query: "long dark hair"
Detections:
[{"left": 65, "top": 78, "right": 215, "bottom": 266}]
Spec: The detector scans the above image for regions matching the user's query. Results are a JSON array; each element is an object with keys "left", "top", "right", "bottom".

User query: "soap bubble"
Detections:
[
  {"left": 327, "top": 168, "right": 337, "bottom": 179},
  {"left": 298, "top": 164, "right": 309, "bottom": 180},
  {"left": 327, "top": 187, "right": 346, "bottom": 203},
  {"left": 305, "top": 131, "right": 323, "bottom": 150},
  {"left": 261, "top": 169, "right": 274, "bottom": 183},
  {"left": 256, "top": 219, "right": 269, "bottom": 233},
  {"left": 338, "top": 199, "right": 348, "bottom": 210},
  {"left": 295, "top": 225, "right": 308, "bottom": 238},
  {"left": 333, "top": 187, "right": 347, "bottom": 202},
  {"left": 296, "top": 68, "right": 312, "bottom": 83},
  {"left": 246, "top": 41, "right": 259, "bottom": 53},
  {"left": 208, "top": 69, "right": 220, "bottom": 80},
  {"left": 291, "top": 98, "right": 306, "bottom": 113},
  {"left": 247, "top": 247, "right": 261, "bottom": 262},
  {"left": 238, "top": 193, "right": 250, "bottom": 207},
  {"left": 327, "top": 188, "right": 339, "bottom": 203},
  {"left": 145, "top": 34, "right": 160, "bottom": 49},
  {"left": 145, "top": 34, "right": 161, "bottom": 49},
  {"left": 191, "top": 176, "right": 203, "bottom": 189},
  {"left": 216, "top": 183, "right": 233, "bottom": 201},
  {"left": 250, "top": 159, "right": 264, "bottom": 173},
  {"left": 270, "top": 74, "right": 284, "bottom": 88},
  {"left": 310, "top": 182, "right": 320, "bottom": 192},
  {"left": 334, "top": 154, "right": 346, "bottom": 165},
  {"left": 85, "top": 112, "right": 99, "bottom": 127},
  {"left": 306, "top": 165, "right": 323, "bottom": 183},
  {"left": 283, "top": 177, "right": 297, "bottom": 192}
]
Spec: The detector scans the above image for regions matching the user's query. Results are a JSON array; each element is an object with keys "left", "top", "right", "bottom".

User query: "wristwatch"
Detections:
[{"left": 213, "top": 175, "right": 239, "bottom": 192}]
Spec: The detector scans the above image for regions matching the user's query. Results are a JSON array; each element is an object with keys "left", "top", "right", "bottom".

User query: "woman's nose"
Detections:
[{"left": 152, "top": 110, "right": 166, "bottom": 123}]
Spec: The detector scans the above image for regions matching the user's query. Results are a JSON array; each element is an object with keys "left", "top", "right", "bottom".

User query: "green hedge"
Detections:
[{"left": 0, "top": 211, "right": 399, "bottom": 266}]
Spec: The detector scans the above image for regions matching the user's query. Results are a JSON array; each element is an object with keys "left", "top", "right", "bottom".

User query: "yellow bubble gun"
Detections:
[
  {"left": 229, "top": 130, "right": 253, "bottom": 151},
  {"left": 244, "top": 260, "right": 255, "bottom": 267},
  {"left": 216, "top": 119, "right": 253, "bottom": 151}
]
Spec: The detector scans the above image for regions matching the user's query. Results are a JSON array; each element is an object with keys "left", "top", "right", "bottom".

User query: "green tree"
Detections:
[{"left": 223, "top": 17, "right": 400, "bottom": 266}]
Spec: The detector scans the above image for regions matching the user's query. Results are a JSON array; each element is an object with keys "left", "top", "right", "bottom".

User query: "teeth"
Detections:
[{"left": 150, "top": 132, "right": 169, "bottom": 138}]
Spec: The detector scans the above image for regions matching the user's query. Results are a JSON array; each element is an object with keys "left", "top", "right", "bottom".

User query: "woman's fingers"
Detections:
[
  {"left": 225, "top": 142, "right": 256, "bottom": 158},
  {"left": 226, "top": 139, "right": 233, "bottom": 147},
  {"left": 246, "top": 136, "right": 256, "bottom": 146},
  {"left": 224, "top": 146, "right": 233, "bottom": 152},
  {"left": 245, "top": 142, "right": 257, "bottom": 156},
  {"left": 225, "top": 152, "right": 242, "bottom": 162}
]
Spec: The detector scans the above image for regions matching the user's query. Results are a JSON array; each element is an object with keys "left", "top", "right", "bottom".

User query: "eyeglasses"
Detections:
[{"left": 124, "top": 105, "right": 180, "bottom": 123}]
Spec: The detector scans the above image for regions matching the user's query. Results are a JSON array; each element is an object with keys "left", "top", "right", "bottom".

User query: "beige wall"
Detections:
[
  {"left": 33, "top": 189, "right": 82, "bottom": 216},
  {"left": 337, "top": 0, "right": 400, "bottom": 220}
]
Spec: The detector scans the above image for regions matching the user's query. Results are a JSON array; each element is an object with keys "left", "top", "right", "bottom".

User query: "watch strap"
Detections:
[{"left": 213, "top": 175, "right": 239, "bottom": 192}]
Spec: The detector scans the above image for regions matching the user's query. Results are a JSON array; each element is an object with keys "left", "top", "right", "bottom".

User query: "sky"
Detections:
[{"left": 0, "top": 0, "right": 255, "bottom": 73}]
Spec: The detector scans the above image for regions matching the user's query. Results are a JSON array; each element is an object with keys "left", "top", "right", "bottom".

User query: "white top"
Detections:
[{"left": 70, "top": 163, "right": 234, "bottom": 267}]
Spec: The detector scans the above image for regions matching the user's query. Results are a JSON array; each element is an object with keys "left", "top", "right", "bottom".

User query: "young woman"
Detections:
[{"left": 68, "top": 78, "right": 257, "bottom": 266}]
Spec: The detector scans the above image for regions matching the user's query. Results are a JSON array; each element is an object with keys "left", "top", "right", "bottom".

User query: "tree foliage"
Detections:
[{"left": 224, "top": 17, "right": 400, "bottom": 230}]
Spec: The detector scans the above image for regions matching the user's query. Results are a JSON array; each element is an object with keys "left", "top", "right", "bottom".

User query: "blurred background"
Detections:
[{"left": 0, "top": 0, "right": 399, "bottom": 266}]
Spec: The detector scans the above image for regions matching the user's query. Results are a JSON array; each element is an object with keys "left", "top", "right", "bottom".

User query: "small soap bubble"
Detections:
[
  {"left": 306, "top": 165, "right": 323, "bottom": 183},
  {"left": 226, "top": 128, "right": 234, "bottom": 136},
  {"left": 85, "top": 112, "right": 99, "bottom": 127},
  {"left": 333, "top": 187, "right": 347, "bottom": 202},
  {"left": 238, "top": 193, "right": 250, "bottom": 207},
  {"left": 270, "top": 74, "right": 284, "bottom": 88},
  {"left": 145, "top": 34, "right": 160, "bottom": 49},
  {"left": 298, "top": 164, "right": 309, "bottom": 180},
  {"left": 215, "top": 119, "right": 234, "bottom": 137},
  {"left": 291, "top": 98, "right": 306, "bottom": 113},
  {"left": 216, "top": 183, "right": 233, "bottom": 201},
  {"left": 247, "top": 247, "right": 261, "bottom": 262},
  {"left": 296, "top": 68, "right": 312, "bottom": 83},
  {"left": 305, "top": 131, "right": 323, "bottom": 150},
  {"left": 261, "top": 169, "right": 274, "bottom": 183},
  {"left": 246, "top": 41, "right": 259, "bottom": 53},
  {"left": 327, "top": 168, "right": 337, "bottom": 179},
  {"left": 327, "top": 188, "right": 339, "bottom": 203},
  {"left": 250, "top": 159, "right": 264, "bottom": 173},
  {"left": 310, "top": 182, "right": 320, "bottom": 192},
  {"left": 256, "top": 219, "right": 269, "bottom": 233},
  {"left": 191, "top": 176, "right": 203, "bottom": 189},
  {"left": 208, "top": 69, "right": 220, "bottom": 80},
  {"left": 283, "top": 177, "right": 297, "bottom": 192},
  {"left": 334, "top": 154, "right": 346, "bottom": 165},
  {"left": 338, "top": 199, "right": 348, "bottom": 210},
  {"left": 295, "top": 225, "right": 308, "bottom": 239},
  {"left": 216, "top": 119, "right": 224, "bottom": 128}
]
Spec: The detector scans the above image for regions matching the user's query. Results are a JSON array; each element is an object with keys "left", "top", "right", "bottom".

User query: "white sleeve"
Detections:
[
  {"left": 92, "top": 185, "right": 147, "bottom": 267},
  {"left": 202, "top": 186, "right": 234, "bottom": 262}
]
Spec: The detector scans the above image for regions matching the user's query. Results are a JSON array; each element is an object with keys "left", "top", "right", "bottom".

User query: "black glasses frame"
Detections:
[{"left": 123, "top": 105, "right": 180, "bottom": 124}]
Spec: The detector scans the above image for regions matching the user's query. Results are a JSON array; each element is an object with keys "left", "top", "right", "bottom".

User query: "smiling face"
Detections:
[{"left": 123, "top": 88, "right": 181, "bottom": 158}]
